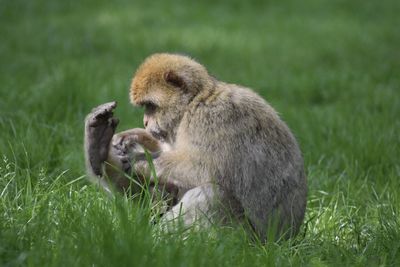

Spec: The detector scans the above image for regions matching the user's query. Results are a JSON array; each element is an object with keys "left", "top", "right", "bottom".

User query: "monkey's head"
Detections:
[{"left": 130, "top": 53, "right": 212, "bottom": 143}]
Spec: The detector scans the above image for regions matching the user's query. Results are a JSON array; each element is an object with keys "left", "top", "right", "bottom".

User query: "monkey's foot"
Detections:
[{"left": 85, "top": 101, "right": 119, "bottom": 176}]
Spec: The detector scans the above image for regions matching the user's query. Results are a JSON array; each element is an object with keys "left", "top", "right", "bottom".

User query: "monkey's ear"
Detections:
[{"left": 164, "top": 71, "right": 186, "bottom": 89}]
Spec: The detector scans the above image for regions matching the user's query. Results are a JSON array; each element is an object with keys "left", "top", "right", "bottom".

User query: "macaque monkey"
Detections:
[{"left": 84, "top": 53, "right": 307, "bottom": 240}]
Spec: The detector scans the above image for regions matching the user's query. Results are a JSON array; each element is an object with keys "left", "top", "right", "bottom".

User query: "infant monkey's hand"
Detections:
[
  {"left": 114, "top": 128, "right": 162, "bottom": 152},
  {"left": 109, "top": 128, "right": 162, "bottom": 174},
  {"left": 85, "top": 101, "right": 119, "bottom": 176}
]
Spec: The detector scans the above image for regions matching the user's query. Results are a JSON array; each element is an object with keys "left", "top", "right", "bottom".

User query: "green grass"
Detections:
[{"left": 1, "top": 0, "right": 399, "bottom": 266}]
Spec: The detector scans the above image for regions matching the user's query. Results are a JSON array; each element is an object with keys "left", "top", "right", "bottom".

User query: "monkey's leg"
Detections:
[
  {"left": 84, "top": 101, "right": 119, "bottom": 178},
  {"left": 160, "top": 183, "right": 219, "bottom": 228}
]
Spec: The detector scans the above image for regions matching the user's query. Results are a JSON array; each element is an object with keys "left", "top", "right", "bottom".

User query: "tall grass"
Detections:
[{"left": 0, "top": 0, "right": 399, "bottom": 266}]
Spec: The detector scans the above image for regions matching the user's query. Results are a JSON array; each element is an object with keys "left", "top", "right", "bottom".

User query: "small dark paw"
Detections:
[
  {"left": 85, "top": 101, "right": 119, "bottom": 176},
  {"left": 86, "top": 101, "right": 118, "bottom": 127}
]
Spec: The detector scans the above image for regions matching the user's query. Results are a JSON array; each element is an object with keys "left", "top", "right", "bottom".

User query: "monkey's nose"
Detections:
[{"left": 144, "top": 118, "right": 149, "bottom": 128}]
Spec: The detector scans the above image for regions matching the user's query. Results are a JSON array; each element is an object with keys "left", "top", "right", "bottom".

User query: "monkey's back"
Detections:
[{"left": 178, "top": 82, "right": 307, "bottom": 239}]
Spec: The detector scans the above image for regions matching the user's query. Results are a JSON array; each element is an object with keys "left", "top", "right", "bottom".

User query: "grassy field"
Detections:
[{"left": 1, "top": 0, "right": 399, "bottom": 266}]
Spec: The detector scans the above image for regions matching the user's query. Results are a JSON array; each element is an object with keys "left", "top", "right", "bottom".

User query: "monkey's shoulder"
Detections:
[
  {"left": 177, "top": 86, "right": 281, "bottom": 152},
  {"left": 186, "top": 85, "right": 279, "bottom": 129}
]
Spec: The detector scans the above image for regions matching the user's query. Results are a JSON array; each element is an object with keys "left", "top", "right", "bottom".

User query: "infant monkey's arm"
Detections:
[
  {"left": 84, "top": 102, "right": 119, "bottom": 178},
  {"left": 84, "top": 102, "right": 161, "bottom": 192}
]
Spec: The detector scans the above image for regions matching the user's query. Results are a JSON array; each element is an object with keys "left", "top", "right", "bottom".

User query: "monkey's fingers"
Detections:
[
  {"left": 92, "top": 101, "right": 117, "bottom": 119},
  {"left": 87, "top": 101, "right": 118, "bottom": 127},
  {"left": 113, "top": 132, "right": 140, "bottom": 147},
  {"left": 90, "top": 101, "right": 117, "bottom": 113}
]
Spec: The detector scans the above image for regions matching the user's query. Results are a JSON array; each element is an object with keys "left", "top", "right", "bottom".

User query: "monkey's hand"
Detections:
[
  {"left": 85, "top": 101, "right": 119, "bottom": 176},
  {"left": 109, "top": 128, "right": 162, "bottom": 174},
  {"left": 113, "top": 128, "right": 162, "bottom": 153}
]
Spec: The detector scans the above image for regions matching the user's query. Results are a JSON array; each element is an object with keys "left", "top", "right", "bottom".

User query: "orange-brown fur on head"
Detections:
[{"left": 130, "top": 53, "right": 211, "bottom": 107}]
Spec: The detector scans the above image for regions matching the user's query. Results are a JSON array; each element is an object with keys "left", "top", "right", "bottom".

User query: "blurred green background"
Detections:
[{"left": 0, "top": 0, "right": 399, "bottom": 266}]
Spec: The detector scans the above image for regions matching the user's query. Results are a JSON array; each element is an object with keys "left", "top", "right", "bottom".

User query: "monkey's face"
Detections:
[
  {"left": 142, "top": 101, "right": 167, "bottom": 141},
  {"left": 130, "top": 53, "right": 210, "bottom": 143},
  {"left": 140, "top": 89, "right": 190, "bottom": 144},
  {"left": 131, "top": 69, "right": 194, "bottom": 143}
]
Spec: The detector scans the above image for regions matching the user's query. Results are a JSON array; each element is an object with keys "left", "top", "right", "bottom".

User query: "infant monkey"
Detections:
[
  {"left": 85, "top": 53, "right": 307, "bottom": 240},
  {"left": 84, "top": 103, "right": 177, "bottom": 203}
]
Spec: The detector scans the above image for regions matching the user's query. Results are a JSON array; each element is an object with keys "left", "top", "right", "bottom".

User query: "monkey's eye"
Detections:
[{"left": 143, "top": 101, "right": 157, "bottom": 113}]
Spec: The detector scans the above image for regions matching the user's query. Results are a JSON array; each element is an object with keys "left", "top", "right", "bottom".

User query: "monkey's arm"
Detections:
[{"left": 134, "top": 149, "right": 211, "bottom": 193}]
